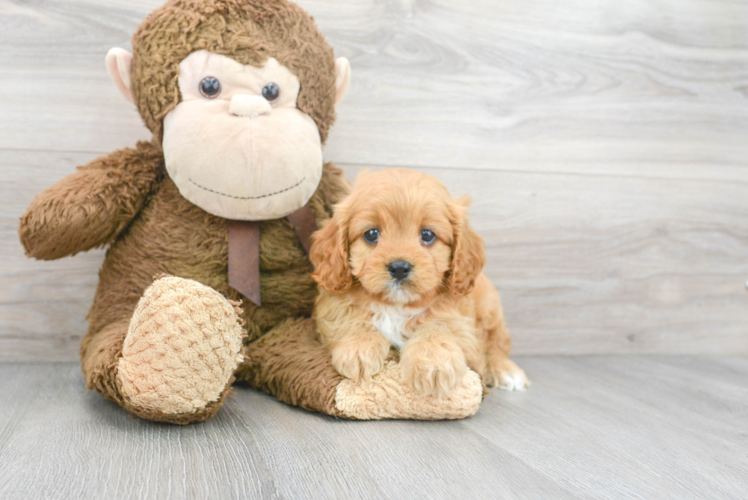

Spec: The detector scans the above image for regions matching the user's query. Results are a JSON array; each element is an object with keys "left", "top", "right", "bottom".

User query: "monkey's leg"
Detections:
[
  {"left": 80, "top": 276, "right": 245, "bottom": 424},
  {"left": 237, "top": 318, "right": 484, "bottom": 420}
]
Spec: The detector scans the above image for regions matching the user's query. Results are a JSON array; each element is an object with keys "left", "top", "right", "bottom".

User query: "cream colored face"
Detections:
[{"left": 162, "top": 50, "right": 322, "bottom": 220}]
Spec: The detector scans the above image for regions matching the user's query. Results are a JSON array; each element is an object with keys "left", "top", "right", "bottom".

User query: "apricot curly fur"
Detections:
[{"left": 311, "top": 169, "right": 529, "bottom": 396}]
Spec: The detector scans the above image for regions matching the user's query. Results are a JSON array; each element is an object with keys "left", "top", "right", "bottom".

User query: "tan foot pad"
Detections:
[
  {"left": 334, "top": 360, "right": 483, "bottom": 420},
  {"left": 117, "top": 276, "right": 245, "bottom": 415}
]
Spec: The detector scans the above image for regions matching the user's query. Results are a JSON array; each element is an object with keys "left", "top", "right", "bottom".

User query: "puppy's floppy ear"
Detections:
[
  {"left": 310, "top": 207, "right": 353, "bottom": 293},
  {"left": 354, "top": 168, "right": 370, "bottom": 183},
  {"left": 447, "top": 196, "right": 486, "bottom": 296}
]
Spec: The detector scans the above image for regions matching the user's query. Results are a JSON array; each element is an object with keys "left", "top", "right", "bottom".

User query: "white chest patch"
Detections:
[{"left": 369, "top": 303, "right": 426, "bottom": 349}]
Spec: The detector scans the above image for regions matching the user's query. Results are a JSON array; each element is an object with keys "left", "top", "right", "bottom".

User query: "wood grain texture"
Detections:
[
  {"left": 346, "top": 165, "right": 748, "bottom": 356},
  {"left": 0, "top": 356, "right": 746, "bottom": 499},
  {"left": 1, "top": 0, "right": 747, "bottom": 359},
  {"left": 2, "top": 0, "right": 747, "bottom": 180},
  {"left": 4, "top": 155, "right": 747, "bottom": 359},
  {"left": 1, "top": 151, "right": 104, "bottom": 361}
]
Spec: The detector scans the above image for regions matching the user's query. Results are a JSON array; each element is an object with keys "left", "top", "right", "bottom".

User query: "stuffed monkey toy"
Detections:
[{"left": 19, "top": 0, "right": 483, "bottom": 424}]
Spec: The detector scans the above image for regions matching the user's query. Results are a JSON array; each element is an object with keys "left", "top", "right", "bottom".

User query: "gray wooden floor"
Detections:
[{"left": 1, "top": 356, "right": 746, "bottom": 499}]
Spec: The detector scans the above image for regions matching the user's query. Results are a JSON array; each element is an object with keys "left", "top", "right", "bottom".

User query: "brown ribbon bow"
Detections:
[{"left": 227, "top": 204, "right": 318, "bottom": 307}]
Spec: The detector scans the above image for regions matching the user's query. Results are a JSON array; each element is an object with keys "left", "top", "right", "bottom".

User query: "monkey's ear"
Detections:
[
  {"left": 334, "top": 57, "right": 351, "bottom": 105},
  {"left": 106, "top": 48, "right": 134, "bottom": 103}
]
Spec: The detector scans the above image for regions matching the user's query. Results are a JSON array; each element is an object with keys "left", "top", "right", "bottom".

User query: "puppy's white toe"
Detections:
[
  {"left": 497, "top": 371, "right": 528, "bottom": 391},
  {"left": 485, "top": 357, "right": 529, "bottom": 391}
]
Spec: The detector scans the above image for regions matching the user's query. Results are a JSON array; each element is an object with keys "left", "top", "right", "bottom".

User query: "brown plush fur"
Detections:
[
  {"left": 19, "top": 0, "right": 350, "bottom": 425},
  {"left": 238, "top": 317, "right": 345, "bottom": 417},
  {"left": 20, "top": 0, "right": 486, "bottom": 423},
  {"left": 23, "top": 146, "right": 348, "bottom": 423},
  {"left": 131, "top": 0, "right": 338, "bottom": 143},
  {"left": 19, "top": 142, "right": 164, "bottom": 261}
]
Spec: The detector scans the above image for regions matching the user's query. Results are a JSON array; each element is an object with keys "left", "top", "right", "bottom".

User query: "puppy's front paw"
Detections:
[
  {"left": 400, "top": 338, "right": 468, "bottom": 396},
  {"left": 484, "top": 356, "right": 529, "bottom": 391},
  {"left": 330, "top": 335, "right": 390, "bottom": 383}
]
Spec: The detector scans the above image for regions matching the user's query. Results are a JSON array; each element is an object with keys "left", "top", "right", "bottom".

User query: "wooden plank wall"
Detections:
[{"left": 1, "top": 0, "right": 746, "bottom": 361}]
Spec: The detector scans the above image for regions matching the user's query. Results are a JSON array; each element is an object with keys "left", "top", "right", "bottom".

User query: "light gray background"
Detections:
[{"left": 2, "top": 0, "right": 747, "bottom": 361}]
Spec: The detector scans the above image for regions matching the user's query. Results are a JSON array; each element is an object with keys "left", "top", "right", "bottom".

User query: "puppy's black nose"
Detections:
[{"left": 387, "top": 260, "right": 413, "bottom": 281}]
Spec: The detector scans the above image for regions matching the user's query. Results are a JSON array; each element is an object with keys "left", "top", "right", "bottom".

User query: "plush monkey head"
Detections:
[{"left": 106, "top": 0, "right": 351, "bottom": 220}]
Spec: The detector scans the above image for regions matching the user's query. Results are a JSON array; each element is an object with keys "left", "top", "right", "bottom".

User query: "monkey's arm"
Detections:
[{"left": 19, "top": 141, "right": 163, "bottom": 260}]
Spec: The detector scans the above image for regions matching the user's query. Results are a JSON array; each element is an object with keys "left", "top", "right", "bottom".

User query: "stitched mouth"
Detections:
[{"left": 188, "top": 176, "right": 306, "bottom": 200}]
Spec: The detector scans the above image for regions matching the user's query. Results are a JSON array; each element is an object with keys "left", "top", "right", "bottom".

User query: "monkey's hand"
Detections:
[{"left": 19, "top": 141, "right": 163, "bottom": 260}]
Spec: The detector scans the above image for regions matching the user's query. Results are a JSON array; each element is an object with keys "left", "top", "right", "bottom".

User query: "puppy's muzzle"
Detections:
[{"left": 387, "top": 260, "right": 413, "bottom": 282}]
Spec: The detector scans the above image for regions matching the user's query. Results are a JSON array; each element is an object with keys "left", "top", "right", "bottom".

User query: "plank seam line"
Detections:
[
  {"left": 334, "top": 161, "right": 748, "bottom": 185},
  {"left": 1, "top": 148, "right": 746, "bottom": 186}
]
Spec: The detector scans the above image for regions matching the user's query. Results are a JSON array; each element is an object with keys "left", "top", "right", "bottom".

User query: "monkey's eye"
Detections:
[
  {"left": 421, "top": 229, "right": 436, "bottom": 245},
  {"left": 261, "top": 82, "right": 280, "bottom": 102},
  {"left": 363, "top": 228, "right": 379, "bottom": 244},
  {"left": 199, "top": 77, "right": 221, "bottom": 98}
]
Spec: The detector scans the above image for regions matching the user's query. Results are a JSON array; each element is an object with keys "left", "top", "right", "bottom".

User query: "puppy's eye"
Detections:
[
  {"left": 261, "top": 82, "right": 280, "bottom": 102},
  {"left": 199, "top": 76, "right": 221, "bottom": 98},
  {"left": 363, "top": 229, "right": 379, "bottom": 244},
  {"left": 421, "top": 229, "right": 436, "bottom": 245}
]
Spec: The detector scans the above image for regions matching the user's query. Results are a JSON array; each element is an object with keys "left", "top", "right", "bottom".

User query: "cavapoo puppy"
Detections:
[{"left": 309, "top": 168, "right": 528, "bottom": 395}]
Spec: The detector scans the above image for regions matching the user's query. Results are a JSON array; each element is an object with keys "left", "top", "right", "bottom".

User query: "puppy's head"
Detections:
[{"left": 310, "top": 169, "right": 485, "bottom": 304}]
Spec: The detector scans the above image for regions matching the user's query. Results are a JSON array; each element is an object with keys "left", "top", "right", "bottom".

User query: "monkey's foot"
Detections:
[
  {"left": 116, "top": 276, "right": 245, "bottom": 416},
  {"left": 334, "top": 360, "right": 483, "bottom": 420},
  {"left": 240, "top": 318, "right": 482, "bottom": 420}
]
